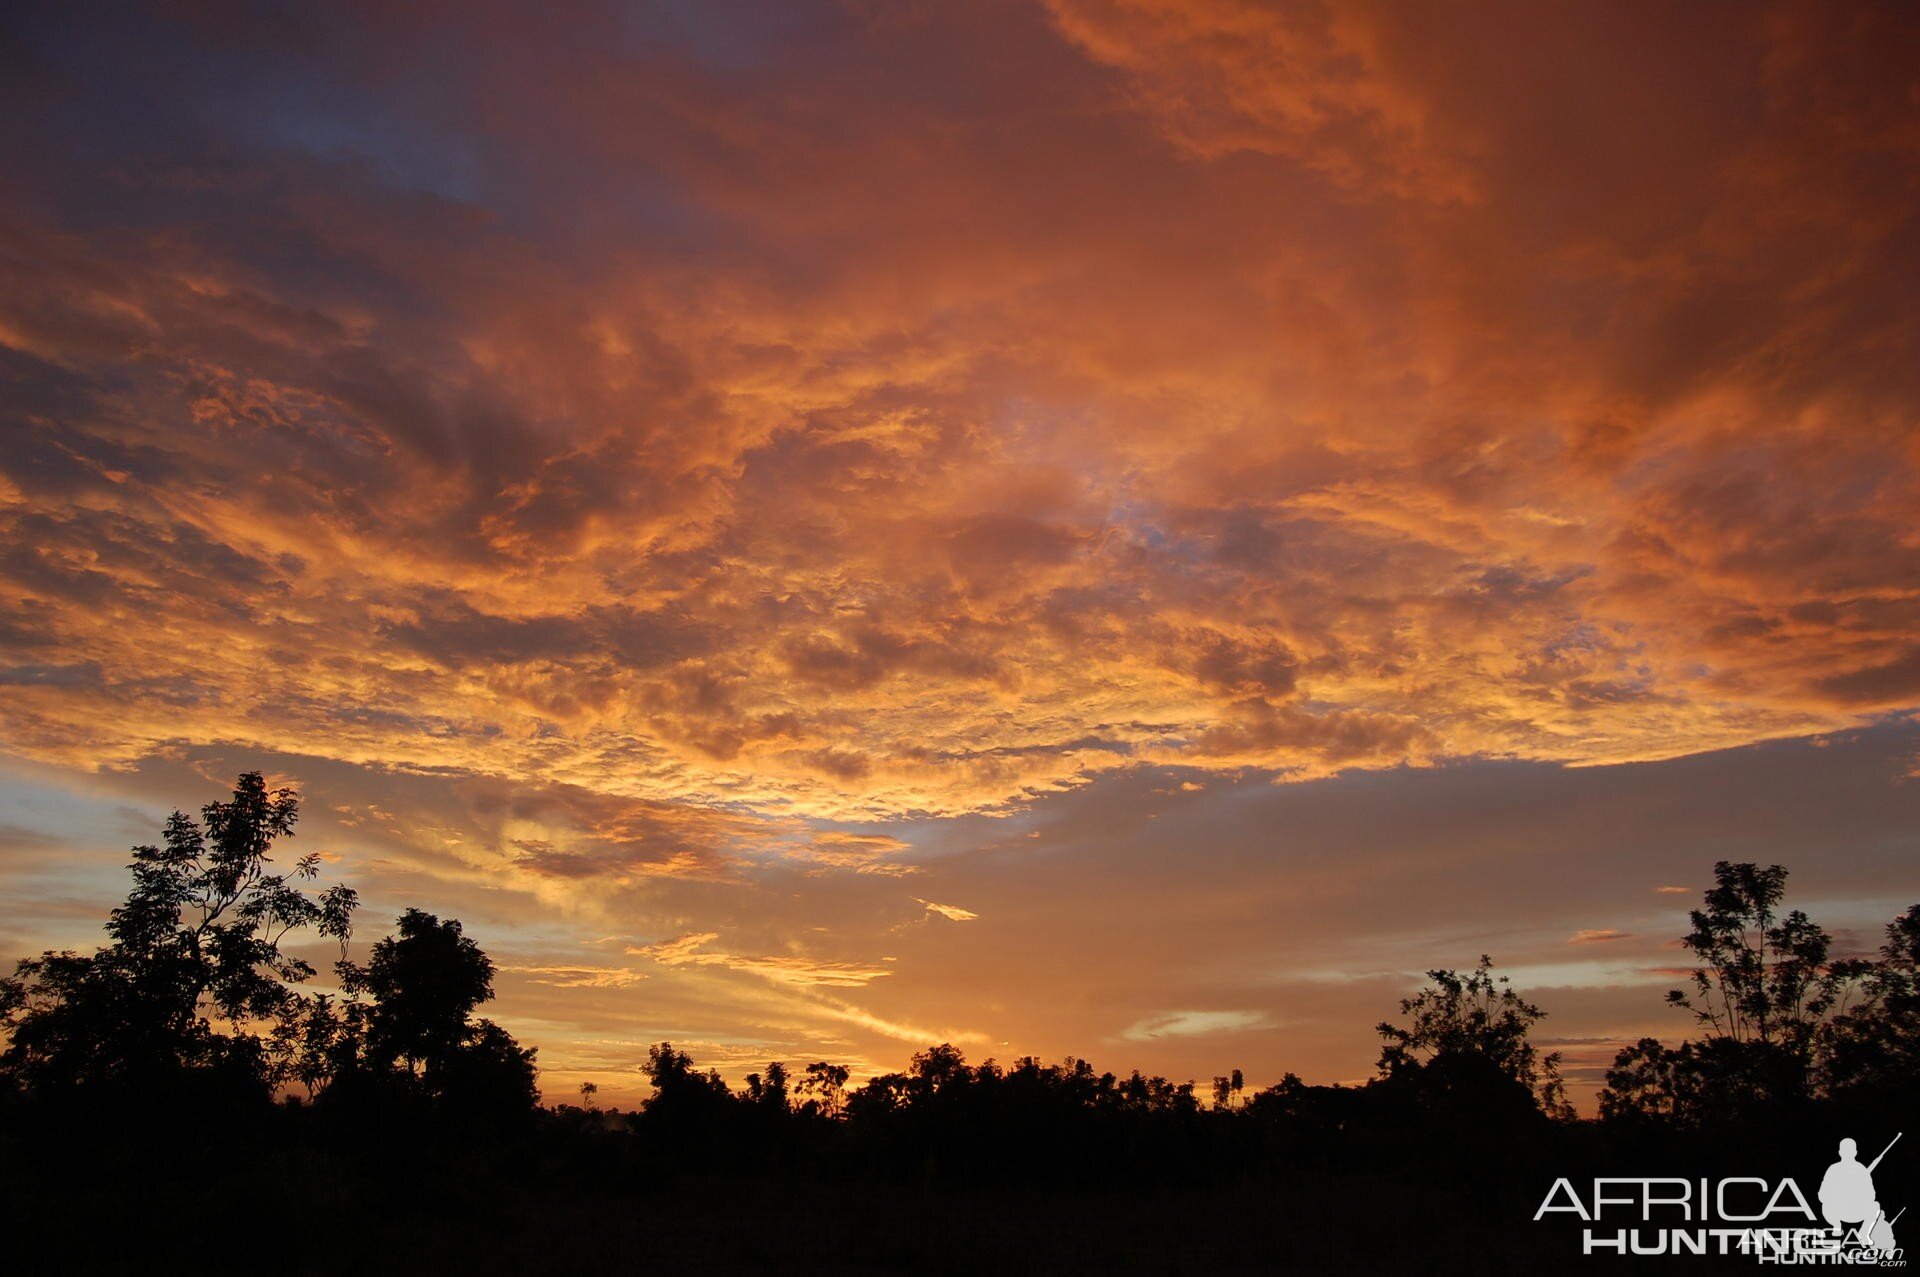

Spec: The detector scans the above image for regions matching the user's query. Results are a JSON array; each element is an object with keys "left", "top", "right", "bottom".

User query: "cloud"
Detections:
[
  {"left": 628, "top": 932, "right": 894, "bottom": 988},
  {"left": 798, "top": 992, "right": 991, "bottom": 1048},
  {"left": 917, "top": 899, "right": 980, "bottom": 922},
  {"left": 1042, "top": 0, "right": 1477, "bottom": 200},
  {"left": 792, "top": 831, "right": 920, "bottom": 876},
  {"left": 1120, "top": 1010, "right": 1276, "bottom": 1042},
  {"left": 0, "top": 0, "right": 1914, "bottom": 826},
  {"left": 501, "top": 964, "right": 649, "bottom": 990},
  {"left": 1568, "top": 929, "right": 1631, "bottom": 945},
  {"left": 627, "top": 933, "right": 721, "bottom": 963}
]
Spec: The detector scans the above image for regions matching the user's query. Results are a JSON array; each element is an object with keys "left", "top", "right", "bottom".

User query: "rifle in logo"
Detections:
[
  {"left": 1868, "top": 1133, "right": 1902, "bottom": 1253},
  {"left": 1823, "top": 1132, "right": 1903, "bottom": 1252}
]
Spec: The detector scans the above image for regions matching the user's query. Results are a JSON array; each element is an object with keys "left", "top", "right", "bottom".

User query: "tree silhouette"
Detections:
[
  {"left": 908, "top": 1041, "right": 970, "bottom": 1099},
  {"left": 0, "top": 772, "right": 357, "bottom": 1098},
  {"left": 743, "top": 1060, "right": 790, "bottom": 1111},
  {"left": 338, "top": 908, "right": 535, "bottom": 1110},
  {"left": 796, "top": 1060, "right": 850, "bottom": 1117},
  {"left": 1667, "top": 861, "right": 1845, "bottom": 1049},
  {"left": 1377, "top": 954, "right": 1570, "bottom": 1118},
  {"left": 640, "top": 1040, "right": 731, "bottom": 1124},
  {"left": 1824, "top": 904, "right": 1920, "bottom": 1098},
  {"left": 1600, "top": 862, "right": 1887, "bottom": 1121},
  {"left": 433, "top": 1017, "right": 539, "bottom": 1114},
  {"left": 346, "top": 909, "right": 493, "bottom": 1076},
  {"left": 1600, "top": 1036, "right": 1722, "bottom": 1125}
]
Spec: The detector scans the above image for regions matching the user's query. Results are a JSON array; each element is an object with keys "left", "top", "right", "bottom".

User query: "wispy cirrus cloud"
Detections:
[
  {"left": 501, "top": 964, "right": 650, "bottom": 990},
  {"left": 628, "top": 933, "right": 895, "bottom": 989},
  {"left": 1121, "top": 1010, "right": 1277, "bottom": 1042}
]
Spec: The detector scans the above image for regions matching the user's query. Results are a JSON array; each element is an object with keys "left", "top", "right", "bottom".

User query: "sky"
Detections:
[{"left": 1, "top": 0, "right": 1917, "bottom": 1110}]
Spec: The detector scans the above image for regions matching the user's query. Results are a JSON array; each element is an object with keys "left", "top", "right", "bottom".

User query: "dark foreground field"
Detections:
[{"left": 7, "top": 1095, "right": 1894, "bottom": 1275}]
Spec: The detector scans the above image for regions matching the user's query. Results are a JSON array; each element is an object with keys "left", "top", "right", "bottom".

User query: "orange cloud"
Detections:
[
  {"left": 1042, "top": 0, "right": 1476, "bottom": 199},
  {"left": 502, "top": 964, "right": 650, "bottom": 990},
  {"left": 793, "top": 831, "right": 920, "bottom": 876},
  {"left": 628, "top": 933, "right": 895, "bottom": 989}
]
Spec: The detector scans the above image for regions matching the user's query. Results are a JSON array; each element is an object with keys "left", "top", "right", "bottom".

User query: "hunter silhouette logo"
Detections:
[
  {"left": 1533, "top": 1131, "right": 1907, "bottom": 1262},
  {"left": 1821, "top": 1134, "right": 1903, "bottom": 1253}
]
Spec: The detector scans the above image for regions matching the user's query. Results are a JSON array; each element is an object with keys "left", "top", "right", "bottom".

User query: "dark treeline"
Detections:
[{"left": 2, "top": 774, "right": 1916, "bottom": 1274}]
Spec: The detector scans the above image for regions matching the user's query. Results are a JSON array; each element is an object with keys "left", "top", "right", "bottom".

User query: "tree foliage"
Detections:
[
  {"left": 1601, "top": 862, "right": 1915, "bottom": 1123},
  {"left": 743, "top": 1060, "right": 790, "bottom": 1111},
  {"left": 795, "top": 1060, "right": 850, "bottom": 1117},
  {"left": 334, "top": 908, "right": 535, "bottom": 1112},
  {"left": 1666, "top": 861, "right": 1846, "bottom": 1048},
  {"left": 1819, "top": 903, "right": 1920, "bottom": 1099},
  {"left": 0, "top": 774, "right": 537, "bottom": 1120},
  {"left": 346, "top": 910, "right": 492, "bottom": 1074},
  {"left": 1377, "top": 954, "right": 1570, "bottom": 1118},
  {"left": 0, "top": 773, "right": 357, "bottom": 1097}
]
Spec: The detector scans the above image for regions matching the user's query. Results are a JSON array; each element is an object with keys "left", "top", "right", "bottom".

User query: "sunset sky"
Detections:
[{"left": 2, "top": 0, "right": 1918, "bottom": 1109}]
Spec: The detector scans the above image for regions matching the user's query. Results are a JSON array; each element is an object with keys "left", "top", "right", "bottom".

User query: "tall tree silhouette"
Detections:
[
  {"left": 1667, "top": 861, "right": 1844, "bottom": 1050},
  {"left": 0, "top": 772, "right": 357, "bottom": 1098},
  {"left": 1602, "top": 861, "right": 1866, "bottom": 1122}
]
